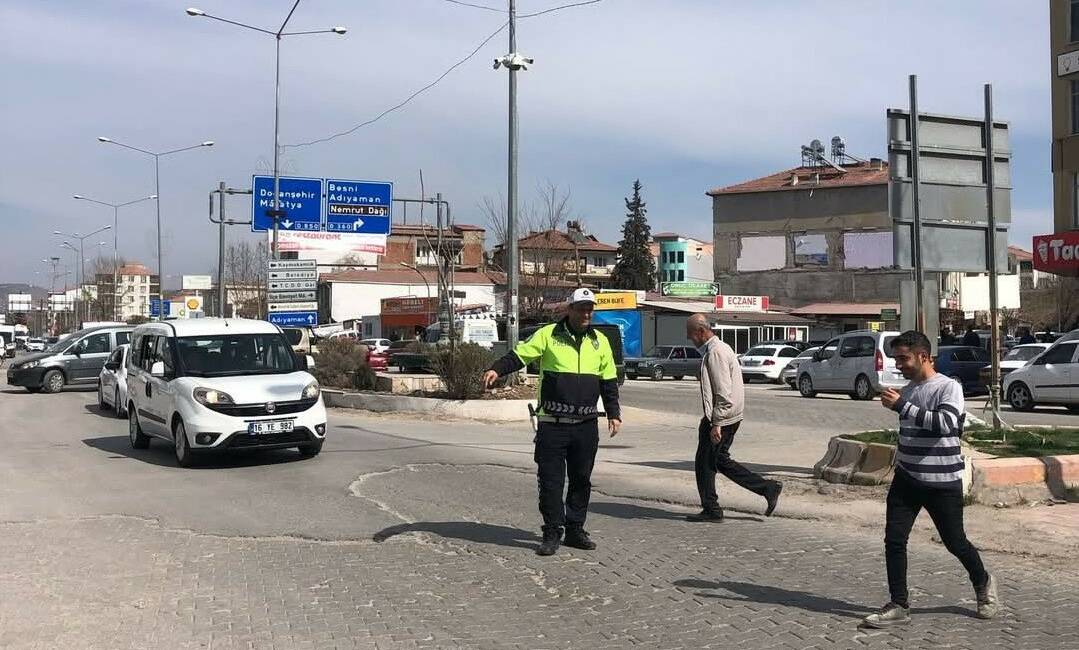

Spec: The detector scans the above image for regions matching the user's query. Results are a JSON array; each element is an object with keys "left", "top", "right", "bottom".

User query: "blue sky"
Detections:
[{"left": 0, "top": 0, "right": 1052, "bottom": 289}]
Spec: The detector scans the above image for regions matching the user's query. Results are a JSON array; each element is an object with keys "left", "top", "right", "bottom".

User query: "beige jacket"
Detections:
[{"left": 699, "top": 336, "right": 744, "bottom": 426}]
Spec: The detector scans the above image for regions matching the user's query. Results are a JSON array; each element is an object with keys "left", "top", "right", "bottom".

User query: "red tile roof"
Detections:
[
  {"left": 513, "top": 229, "right": 618, "bottom": 252},
  {"left": 322, "top": 269, "right": 495, "bottom": 285},
  {"left": 486, "top": 271, "right": 583, "bottom": 288},
  {"left": 1008, "top": 245, "right": 1032, "bottom": 261},
  {"left": 707, "top": 161, "right": 889, "bottom": 197},
  {"left": 117, "top": 264, "right": 153, "bottom": 276}
]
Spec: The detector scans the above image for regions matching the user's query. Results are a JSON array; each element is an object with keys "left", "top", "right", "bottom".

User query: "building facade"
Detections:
[
  {"left": 1051, "top": 0, "right": 1079, "bottom": 234},
  {"left": 95, "top": 264, "right": 159, "bottom": 321},
  {"left": 707, "top": 158, "right": 914, "bottom": 309},
  {"left": 490, "top": 225, "right": 619, "bottom": 290},
  {"left": 651, "top": 233, "right": 714, "bottom": 286}
]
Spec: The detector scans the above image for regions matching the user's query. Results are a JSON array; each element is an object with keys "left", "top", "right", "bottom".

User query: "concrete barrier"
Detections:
[
  {"left": 1043, "top": 455, "right": 1079, "bottom": 496},
  {"left": 323, "top": 389, "right": 534, "bottom": 422},
  {"left": 850, "top": 443, "right": 896, "bottom": 486},
  {"left": 820, "top": 438, "right": 867, "bottom": 485},
  {"left": 813, "top": 437, "right": 841, "bottom": 480}
]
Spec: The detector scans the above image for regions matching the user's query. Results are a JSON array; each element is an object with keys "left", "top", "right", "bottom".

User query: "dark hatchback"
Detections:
[
  {"left": 6, "top": 326, "right": 133, "bottom": 393},
  {"left": 935, "top": 345, "right": 991, "bottom": 395}
]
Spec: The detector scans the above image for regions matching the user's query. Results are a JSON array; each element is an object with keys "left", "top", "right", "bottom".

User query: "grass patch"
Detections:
[
  {"left": 841, "top": 430, "right": 898, "bottom": 445},
  {"left": 965, "top": 427, "right": 1079, "bottom": 458}
]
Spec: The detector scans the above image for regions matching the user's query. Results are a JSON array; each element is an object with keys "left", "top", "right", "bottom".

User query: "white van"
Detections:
[
  {"left": 126, "top": 318, "right": 327, "bottom": 467},
  {"left": 424, "top": 318, "right": 500, "bottom": 349},
  {"left": 796, "top": 330, "right": 904, "bottom": 400}
]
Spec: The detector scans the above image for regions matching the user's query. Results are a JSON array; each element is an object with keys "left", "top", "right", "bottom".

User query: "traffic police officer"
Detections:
[{"left": 483, "top": 288, "right": 622, "bottom": 556}]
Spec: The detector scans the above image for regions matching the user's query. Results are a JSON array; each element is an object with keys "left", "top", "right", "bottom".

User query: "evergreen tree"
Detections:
[{"left": 611, "top": 179, "right": 656, "bottom": 290}]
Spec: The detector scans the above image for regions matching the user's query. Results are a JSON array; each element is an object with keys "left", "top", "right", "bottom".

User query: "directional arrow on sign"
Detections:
[
  {"left": 281, "top": 219, "right": 294, "bottom": 229},
  {"left": 353, "top": 218, "right": 364, "bottom": 230}
]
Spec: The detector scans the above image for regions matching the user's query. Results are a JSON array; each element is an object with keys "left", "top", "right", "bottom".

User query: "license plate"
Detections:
[{"left": 247, "top": 419, "right": 295, "bottom": 435}]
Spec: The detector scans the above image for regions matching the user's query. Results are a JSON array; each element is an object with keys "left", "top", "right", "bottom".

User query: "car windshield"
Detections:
[
  {"left": 1005, "top": 346, "right": 1045, "bottom": 362},
  {"left": 744, "top": 347, "right": 775, "bottom": 357},
  {"left": 645, "top": 346, "right": 673, "bottom": 358},
  {"left": 175, "top": 333, "right": 296, "bottom": 377}
]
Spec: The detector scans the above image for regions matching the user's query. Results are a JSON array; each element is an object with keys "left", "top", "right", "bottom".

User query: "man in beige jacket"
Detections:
[{"left": 686, "top": 314, "right": 782, "bottom": 521}]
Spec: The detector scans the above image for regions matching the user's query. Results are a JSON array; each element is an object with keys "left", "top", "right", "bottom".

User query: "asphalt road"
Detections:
[{"left": 2, "top": 386, "right": 1078, "bottom": 649}]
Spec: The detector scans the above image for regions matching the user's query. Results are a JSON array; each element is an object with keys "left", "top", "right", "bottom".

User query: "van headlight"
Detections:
[
  {"left": 302, "top": 381, "right": 320, "bottom": 400},
  {"left": 20, "top": 360, "right": 41, "bottom": 370},
  {"left": 193, "top": 387, "right": 235, "bottom": 406}
]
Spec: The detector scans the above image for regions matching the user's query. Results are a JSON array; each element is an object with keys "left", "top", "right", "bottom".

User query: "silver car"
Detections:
[
  {"left": 797, "top": 330, "right": 904, "bottom": 400},
  {"left": 98, "top": 344, "right": 130, "bottom": 418},
  {"left": 781, "top": 347, "right": 820, "bottom": 388}
]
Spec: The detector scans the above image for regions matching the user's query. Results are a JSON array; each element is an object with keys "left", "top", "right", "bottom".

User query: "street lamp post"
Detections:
[
  {"left": 73, "top": 194, "right": 156, "bottom": 320},
  {"left": 186, "top": 4, "right": 346, "bottom": 260},
  {"left": 97, "top": 137, "right": 213, "bottom": 319},
  {"left": 55, "top": 226, "right": 110, "bottom": 325}
]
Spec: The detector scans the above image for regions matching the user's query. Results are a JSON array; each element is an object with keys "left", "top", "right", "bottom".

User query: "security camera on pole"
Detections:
[{"left": 494, "top": 0, "right": 533, "bottom": 354}]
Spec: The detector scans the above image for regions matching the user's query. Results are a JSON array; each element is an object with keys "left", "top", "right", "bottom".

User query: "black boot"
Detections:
[
  {"left": 686, "top": 509, "right": 724, "bottom": 522},
  {"left": 536, "top": 527, "right": 562, "bottom": 556},
  {"left": 763, "top": 481, "right": 783, "bottom": 517},
  {"left": 563, "top": 525, "right": 596, "bottom": 550}
]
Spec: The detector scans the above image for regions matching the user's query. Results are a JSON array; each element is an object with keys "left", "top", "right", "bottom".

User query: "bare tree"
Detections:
[
  {"left": 1020, "top": 275, "right": 1079, "bottom": 332},
  {"left": 224, "top": 240, "right": 269, "bottom": 318}
]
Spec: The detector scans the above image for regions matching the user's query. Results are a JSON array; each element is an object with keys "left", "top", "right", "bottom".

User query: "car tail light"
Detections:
[
  {"left": 763, "top": 359, "right": 775, "bottom": 366},
  {"left": 875, "top": 349, "right": 884, "bottom": 372}
]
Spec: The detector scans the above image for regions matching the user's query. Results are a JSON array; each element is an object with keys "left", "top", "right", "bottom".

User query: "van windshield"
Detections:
[{"left": 176, "top": 334, "right": 296, "bottom": 377}]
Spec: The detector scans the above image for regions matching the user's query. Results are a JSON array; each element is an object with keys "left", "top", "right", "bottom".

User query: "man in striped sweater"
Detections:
[{"left": 861, "top": 330, "right": 1001, "bottom": 629}]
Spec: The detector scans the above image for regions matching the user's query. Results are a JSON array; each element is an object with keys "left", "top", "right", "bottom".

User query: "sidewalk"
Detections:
[{"left": 330, "top": 406, "right": 1079, "bottom": 560}]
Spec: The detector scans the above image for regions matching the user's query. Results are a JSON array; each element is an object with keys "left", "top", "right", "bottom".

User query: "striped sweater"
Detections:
[{"left": 892, "top": 373, "right": 966, "bottom": 490}]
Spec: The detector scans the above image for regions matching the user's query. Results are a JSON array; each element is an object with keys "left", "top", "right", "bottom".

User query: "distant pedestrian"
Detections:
[
  {"left": 1018, "top": 329, "right": 1035, "bottom": 345},
  {"left": 962, "top": 327, "right": 981, "bottom": 348},
  {"left": 861, "top": 330, "right": 999, "bottom": 629},
  {"left": 684, "top": 314, "right": 782, "bottom": 522},
  {"left": 483, "top": 288, "right": 622, "bottom": 556},
  {"left": 939, "top": 327, "right": 955, "bottom": 346}
]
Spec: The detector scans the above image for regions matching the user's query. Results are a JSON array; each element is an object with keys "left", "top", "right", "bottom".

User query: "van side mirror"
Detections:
[
  {"left": 150, "top": 361, "right": 166, "bottom": 378},
  {"left": 306, "top": 355, "right": 316, "bottom": 370}
]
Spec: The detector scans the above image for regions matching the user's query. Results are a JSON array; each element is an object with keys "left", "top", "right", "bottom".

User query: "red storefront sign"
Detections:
[
  {"left": 1033, "top": 232, "right": 1079, "bottom": 277},
  {"left": 714, "top": 295, "right": 770, "bottom": 312}
]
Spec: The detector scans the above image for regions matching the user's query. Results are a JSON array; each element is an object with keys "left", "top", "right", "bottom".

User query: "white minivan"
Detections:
[
  {"left": 126, "top": 319, "right": 327, "bottom": 467},
  {"left": 797, "top": 330, "right": 904, "bottom": 400}
]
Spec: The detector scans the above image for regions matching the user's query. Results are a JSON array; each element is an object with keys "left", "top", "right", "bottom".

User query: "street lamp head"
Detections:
[
  {"left": 186, "top": 7, "right": 205, "bottom": 16},
  {"left": 97, "top": 136, "right": 112, "bottom": 143},
  {"left": 73, "top": 194, "right": 84, "bottom": 200},
  {"left": 201, "top": 141, "right": 214, "bottom": 147},
  {"left": 332, "top": 26, "right": 347, "bottom": 34},
  {"left": 149, "top": 194, "right": 158, "bottom": 199},
  {"left": 102, "top": 225, "right": 112, "bottom": 230},
  {"left": 52, "top": 230, "right": 62, "bottom": 235}
]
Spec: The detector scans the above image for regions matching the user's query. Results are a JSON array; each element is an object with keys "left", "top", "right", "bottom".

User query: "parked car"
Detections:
[
  {"left": 934, "top": 345, "right": 991, "bottom": 395},
  {"left": 361, "top": 338, "right": 391, "bottom": 354},
  {"left": 758, "top": 339, "right": 812, "bottom": 353},
  {"left": 6, "top": 325, "right": 133, "bottom": 393},
  {"left": 97, "top": 344, "right": 130, "bottom": 418},
  {"left": 979, "top": 343, "right": 1053, "bottom": 388},
  {"left": 126, "top": 318, "right": 327, "bottom": 467},
  {"left": 367, "top": 348, "right": 389, "bottom": 372},
  {"left": 25, "top": 338, "right": 46, "bottom": 352},
  {"left": 281, "top": 326, "right": 318, "bottom": 355},
  {"left": 1003, "top": 337, "right": 1079, "bottom": 412},
  {"left": 387, "top": 339, "right": 417, "bottom": 369},
  {"left": 780, "top": 346, "right": 820, "bottom": 388},
  {"left": 625, "top": 345, "right": 700, "bottom": 381},
  {"left": 797, "top": 330, "right": 904, "bottom": 400},
  {"left": 739, "top": 345, "right": 800, "bottom": 383}
]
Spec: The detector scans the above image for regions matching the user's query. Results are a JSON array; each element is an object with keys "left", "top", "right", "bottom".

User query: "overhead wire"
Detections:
[{"left": 283, "top": 0, "right": 605, "bottom": 150}]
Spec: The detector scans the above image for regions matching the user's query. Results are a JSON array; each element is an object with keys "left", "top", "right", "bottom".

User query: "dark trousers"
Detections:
[
  {"left": 884, "top": 469, "right": 989, "bottom": 607},
  {"left": 694, "top": 418, "right": 771, "bottom": 512},
  {"left": 534, "top": 419, "right": 599, "bottom": 532}
]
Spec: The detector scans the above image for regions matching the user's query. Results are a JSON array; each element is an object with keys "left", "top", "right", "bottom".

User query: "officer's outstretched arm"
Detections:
[{"left": 487, "top": 328, "right": 547, "bottom": 377}]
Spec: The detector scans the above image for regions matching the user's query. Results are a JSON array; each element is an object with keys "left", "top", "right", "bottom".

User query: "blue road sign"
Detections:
[
  {"left": 251, "top": 175, "right": 324, "bottom": 232},
  {"left": 150, "top": 298, "right": 170, "bottom": 317},
  {"left": 325, "top": 179, "right": 392, "bottom": 234},
  {"left": 268, "top": 311, "right": 318, "bottom": 327}
]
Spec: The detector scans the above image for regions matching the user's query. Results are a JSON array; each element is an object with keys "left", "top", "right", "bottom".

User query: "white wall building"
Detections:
[{"left": 320, "top": 269, "right": 497, "bottom": 323}]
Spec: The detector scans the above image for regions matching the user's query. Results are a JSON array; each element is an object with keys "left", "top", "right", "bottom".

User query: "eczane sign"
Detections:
[{"left": 714, "top": 295, "right": 769, "bottom": 312}]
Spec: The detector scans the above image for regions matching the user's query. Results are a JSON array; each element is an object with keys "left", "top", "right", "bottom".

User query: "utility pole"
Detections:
[
  {"left": 984, "top": 83, "right": 1003, "bottom": 432},
  {"left": 218, "top": 181, "right": 227, "bottom": 316},
  {"left": 498, "top": 0, "right": 526, "bottom": 350},
  {"left": 909, "top": 74, "right": 926, "bottom": 333}
]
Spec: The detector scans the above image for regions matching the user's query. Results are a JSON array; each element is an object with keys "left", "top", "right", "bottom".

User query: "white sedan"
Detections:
[
  {"left": 361, "top": 338, "right": 391, "bottom": 354},
  {"left": 97, "top": 344, "right": 129, "bottom": 418},
  {"left": 1004, "top": 339, "right": 1079, "bottom": 412},
  {"left": 740, "top": 345, "right": 801, "bottom": 383}
]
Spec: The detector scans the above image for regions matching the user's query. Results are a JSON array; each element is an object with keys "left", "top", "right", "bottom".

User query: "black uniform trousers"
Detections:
[
  {"left": 534, "top": 419, "right": 599, "bottom": 532},
  {"left": 884, "top": 469, "right": 988, "bottom": 607},
  {"left": 694, "top": 418, "right": 771, "bottom": 512}
]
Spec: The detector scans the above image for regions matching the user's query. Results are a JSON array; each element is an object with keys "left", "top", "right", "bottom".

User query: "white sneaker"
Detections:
[{"left": 861, "top": 602, "right": 911, "bottom": 628}]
